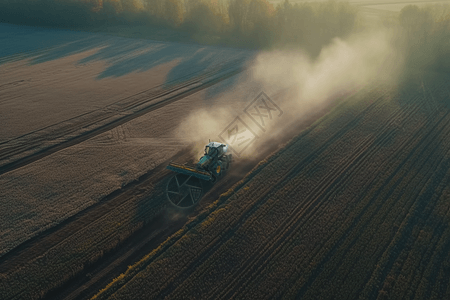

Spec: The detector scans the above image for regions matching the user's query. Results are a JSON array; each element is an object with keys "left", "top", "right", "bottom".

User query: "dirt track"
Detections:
[
  {"left": 0, "top": 58, "right": 247, "bottom": 175},
  {"left": 48, "top": 100, "right": 340, "bottom": 300},
  {"left": 83, "top": 71, "right": 450, "bottom": 300},
  {"left": 0, "top": 83, "right": 342, "bottom": 300},
  {"left": 0, "top": 23, "right": 370, "bottom": 300},
  {"left": 0, "top": 24, "right": 262, "bottom": 261}
]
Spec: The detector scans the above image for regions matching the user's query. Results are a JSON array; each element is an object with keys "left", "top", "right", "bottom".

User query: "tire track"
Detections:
[
  {"left": 86, "top": 75, "right": 450, "bottom": 300},
  {"left": 298, "top": 102, "right": 428, "bottom": 288},
  {"left": 206, "top": 94, "right": 428, "bottom": 298},
  {"left": 0, "top": 82, "right": 338, "bottom": 300},
  {"left": 232, "top": 102, "right": 428, "bottom": 299},
  {"left": 333, "top": 118, "right": 450, "bottom": 300},
  {"left": 357, "top": 145, "right": 450, "bottom": 299},
  {"left": 0, "top": 147, "right": 189, "bottom": 273},
  {"left": 220, "top": 90, "right": 438, "bottom": 296},
  {"left": 41, "top": 89, "right": 339, "bottom": 300},
  {"left": 363, "top": 121, "right": 450, "bottom": 299},
  {"left": 211, "top": 96, "right": 419, "bottom": 300},
  {"left": 149, "top": 87, "right": 389, "bottom": 300},
  {"left": 0, "top": 59, "right": 247, "bottom": 176},
  {"left": 1, "top": 58, "right": 240, "bottom": 150},
  {"left": 292, "top": 111, "right": 450, "bottom": 300}
]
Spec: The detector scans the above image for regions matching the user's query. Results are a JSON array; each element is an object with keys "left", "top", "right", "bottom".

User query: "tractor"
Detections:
[{"left": 166, "top": 141, "right": 232, "bottom": 208}]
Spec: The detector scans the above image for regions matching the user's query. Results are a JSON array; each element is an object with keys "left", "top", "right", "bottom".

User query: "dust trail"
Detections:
[{"left": 173, "top": 28, "right": 404, "bottom": 162}]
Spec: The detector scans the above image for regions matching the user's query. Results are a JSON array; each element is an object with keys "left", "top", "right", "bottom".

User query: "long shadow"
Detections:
[
  {"left": 0, "top": 23, "right": 95, "bottom": 58},
  {"left": 1, "top": 22, "right": 256, "bottom": 93}
]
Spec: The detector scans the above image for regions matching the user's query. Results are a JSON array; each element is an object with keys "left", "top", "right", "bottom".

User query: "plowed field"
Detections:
[{"left": 93, "top": 70, "right": 450, "bottom": 300}]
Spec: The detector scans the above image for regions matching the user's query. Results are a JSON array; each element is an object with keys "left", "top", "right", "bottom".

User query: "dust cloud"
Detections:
[
  {"left": 173, "top": 104, "right": 238, "bottom": 160},
  {"left": 247, "top": 28, "right": 404, "bottom": 145},
  {"left": 173, "top": 27, "right": 404, "bottom": 162}
]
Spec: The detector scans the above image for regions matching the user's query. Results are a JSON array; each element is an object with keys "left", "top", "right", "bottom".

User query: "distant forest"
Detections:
[
  {"left": 1, "top": 0, "right": 450, "bottom": 70},
  {"left": 396, "top": 4, "right": 450, "bottom": 72},
  {"left": 0, "top": 0, "right": 359, "bottom": 54}
]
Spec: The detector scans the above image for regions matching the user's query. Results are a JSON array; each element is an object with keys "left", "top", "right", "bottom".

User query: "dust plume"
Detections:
[
  {"left": 173, "top": 27, "right": 404, "bottom": 161},
  {"left": 248, "top": 28, "right": 403, "bottom": 141},
  {"left": 173, "top": 104, "right": 239, "bottom": 160}
]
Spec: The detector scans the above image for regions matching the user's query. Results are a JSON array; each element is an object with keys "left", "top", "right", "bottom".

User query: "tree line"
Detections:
[
  {"left": 0, "top": 0, "right": 357, "bottom": 55},
  {"left": 396, "top": 3, "right": 450, "bottom": 73},
  {"left": 1, "top": 0, "right": 450, "bottom": 71}
]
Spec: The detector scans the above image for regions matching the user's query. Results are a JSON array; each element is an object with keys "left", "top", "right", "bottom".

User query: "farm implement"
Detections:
[{"left": 166, "top": 141, "right": 232, "bottom": 208}]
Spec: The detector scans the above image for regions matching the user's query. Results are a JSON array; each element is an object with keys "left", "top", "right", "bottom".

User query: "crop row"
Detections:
[
  {"left": 92, "top": 83, "right": 395, "bottom": 299},
  {"left": 166, "top": 79, "right": 437, "bottom": 300},
  {"left": 88, "top": 84, "right": 379, "bottom": 300},
  {"left": 94, "top": 75, "right": 450, "bottom": 300},
  {"left": 275, "top": 79, "right": 449, "bottom": 299},
  {"left": 0, "top": 169, "right": 171, "bottom": 300},
  {"left": 212, "top": 89, "right": 439, "bottom": 300},
  {"left": 297, "top": 113, "right": 450, "bottom": 300},
  {"left": 279, "top": 79, "right": 450, "bottom": 300},
  {"left": 200, "top": 91, "right": 421, "bottom": 300}
]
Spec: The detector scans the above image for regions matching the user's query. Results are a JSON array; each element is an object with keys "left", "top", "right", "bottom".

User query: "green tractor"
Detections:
[{"left": 166, "top": 142, "right": 232, "bottom": 208}]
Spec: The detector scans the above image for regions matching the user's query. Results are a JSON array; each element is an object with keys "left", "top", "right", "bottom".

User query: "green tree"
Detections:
[
  {"left": 400, "top": 5, "right": 432, "bottom": 44},
  {"left": 165, "top": 0, "right": 184, "bottom": 26},
  {"left": 228, "top": 0, "right": 251, "bottom": 34},
  {"left": 183, "top": 1, "right": 225, "bottom": 35}
]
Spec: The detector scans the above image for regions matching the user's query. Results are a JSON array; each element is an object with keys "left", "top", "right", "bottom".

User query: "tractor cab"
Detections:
[
  {"left": 166, "top": 141, "right": 233, "bottom": 208},
  {"left": 204, "top": 142, "right": 228, "bottom": 158}
]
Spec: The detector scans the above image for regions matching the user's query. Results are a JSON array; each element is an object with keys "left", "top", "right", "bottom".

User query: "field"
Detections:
[
  {"left": 1, "top": 22, "right": 343, "bottom": 299},
  {"left": 0, "top": 22, "right": 258, "bottom": 256},
  {"left": 2, "top": 2, "right": 450, "bottom": 299},
  {"left": 0, "top": 23, "right": 263, "bottom": 299},
  {"left": 91, "top": 70, "right": 450, "bottom": 300}
]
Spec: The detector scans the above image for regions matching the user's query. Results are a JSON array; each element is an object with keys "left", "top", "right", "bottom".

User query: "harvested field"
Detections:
[
  {"left": 2, "top": 21, "right": 350, "bottom": 299},
  {"left": 0, "top": 24, "right": 263, "bottom": 300},
  {"left": 0, "top": 23, "right": 256, "bottom": 259},
  {"left": 92, "top": 70, "right": 450, "bottom": 300},
  {"left": 3, "top": 12, "right": 450, "bottom": 300},
  {"left": 0, "top": 81, "right": 339, "bottom": 300}
]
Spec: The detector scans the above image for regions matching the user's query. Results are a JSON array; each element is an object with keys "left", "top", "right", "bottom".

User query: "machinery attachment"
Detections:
[
  {"left": 166, "top": 173, "right": 203, "bottom": 208},
  {"left": 165, "top": 141, "right": 233, "bottom": 208},
  {"left": 166, "top": 162, "right": 213, "bottom": 181}
]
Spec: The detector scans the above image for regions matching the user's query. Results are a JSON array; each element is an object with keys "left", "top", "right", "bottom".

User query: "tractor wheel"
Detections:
[{"left": 166, "top": 173, "right": 203, "bottom": 208}]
